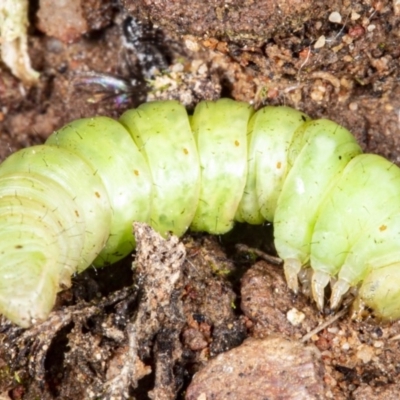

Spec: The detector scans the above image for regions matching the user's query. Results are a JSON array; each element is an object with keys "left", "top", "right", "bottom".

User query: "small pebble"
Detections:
[
  {"left": 287, "top": 308, "right": 306, "bottom": 326},
  {"left": 314, "top": 35, "right": 326, "bottom": 49},
  {"left": 329, "top": 12, "right": 342, "bottom": 24}
]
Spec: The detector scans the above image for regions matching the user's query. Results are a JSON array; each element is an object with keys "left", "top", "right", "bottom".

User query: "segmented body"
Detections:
[{"left": 0, "top": 99, "right": 399, "bottom": 327}]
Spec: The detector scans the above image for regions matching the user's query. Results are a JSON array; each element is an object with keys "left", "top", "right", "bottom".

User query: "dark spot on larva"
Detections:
[
  {"left": 301, "top": 115, "right": 307, "bottom": 122},
  {"left": 379, "top": 224, "right": 387, "bottom": 231},
  {"left": 235, "top": 140, "right": 240, "bottom": 147},
  {"left": 15, "top": 245, "right": 23, "bottom": 249},
  {"left": 75, "top": 210, "right": 80, "bottom": 217},
  {"left": 134, "top": 169, "right": 139, "bottom": 176},
  {"left": 95, "top": 192, "right": 100, "bottom": 198},
  {"left": 276, "top": 161, "right": 282, "bottom": 169},
  {"left": 183, "top": 148, "right": 189, "bottom": 155},
  {"left": 159, "top": 214, "right": 168, "bottom": 223},
  {"left": 338, "top": 155, "right": 342, "bottom": 160}
]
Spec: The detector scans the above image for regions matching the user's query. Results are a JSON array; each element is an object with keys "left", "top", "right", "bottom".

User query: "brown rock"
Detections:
[
  {"left": 185, "top": 336, "right": 325, "bottom": 400},
  {"left": 240, "top": 261, "right": 319, "bottom": 338}
]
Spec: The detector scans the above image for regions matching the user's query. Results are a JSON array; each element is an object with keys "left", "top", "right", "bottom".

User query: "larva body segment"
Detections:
[
  {"left": 120, "top": 101, "right": 200, "bottom": 238},
  {"left": 1, "top": 98, "right": 400, "bottom": 327},
  {"left": 274, "top": 120, "right": 363, "bottom": 299},
  {"left": 46, "top": 116, "right": 153, "bottom": 267},
  {"left": 237, "top": 106, "right": 310, "bottom": 224},
  {"left": 190, "top": 99, "right": 253, "bottom": 233},
  {"left": 359, "top": 262, "right": 400, "bottom": 320},
  {"left": 311, "top": 154, "right": 400, "bottom": 312}
]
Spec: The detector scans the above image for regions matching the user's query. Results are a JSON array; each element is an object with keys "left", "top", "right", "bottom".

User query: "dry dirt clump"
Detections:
[
  {"left": 1, "top": 0, "right": 400, "bottom": 399},
  {"left": 123, "top": 0, "right": 338, "bottom": 46},
  {"left": 126, "top": 0, "right": 400, "bottom": 163}
]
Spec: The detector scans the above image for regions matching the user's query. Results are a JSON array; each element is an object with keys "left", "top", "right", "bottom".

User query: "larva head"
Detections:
[
  {"left": 0, "top": 145, "right": 112, "bottom": 274},
  {"left": 0, "top": 144, "right": 105, "bottom": 327},
  {"left": 358, "top": 263, "right": 400, "bottom": 320}
]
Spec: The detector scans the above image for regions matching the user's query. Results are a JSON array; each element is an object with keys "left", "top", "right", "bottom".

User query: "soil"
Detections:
[{"left": 1, "top": 0, "right": 400, "bottom": 399}]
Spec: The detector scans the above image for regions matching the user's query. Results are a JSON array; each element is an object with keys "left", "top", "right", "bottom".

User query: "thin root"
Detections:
[
  {"left": 301, "top": 307, "right": 349, "bottom": 343},
  {"left": 235, "top": 243, "right": 283, "bottom": 265}
]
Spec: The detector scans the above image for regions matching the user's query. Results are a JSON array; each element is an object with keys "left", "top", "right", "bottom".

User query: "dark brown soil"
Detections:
[{"left": 2, "top": 1, "right": 400, "bottom": 399}]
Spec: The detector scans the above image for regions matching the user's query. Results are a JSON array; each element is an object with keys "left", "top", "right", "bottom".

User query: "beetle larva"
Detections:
[{"left": 1, "top": 98, "right": 399, "bottom": 327}]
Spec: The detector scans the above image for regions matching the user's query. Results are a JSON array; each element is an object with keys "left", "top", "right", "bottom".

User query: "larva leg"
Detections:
[
  {"left": 331, "top": 212, "right": 400, "bottom": 310},
  {"left": 283, "top": 258, "right": 302, "bottom": 293},
  {"left": 310, "top": 154, "right": 400, "bottom": 310},
  {"left": 330, "top": 280, "right": 351, "bottom": 310},
  {"left": 273, "top": 119, "right": 361, "bottom": 289},
  {"left": 239, "top": 106, "right": 311, "bottom": 295},
  {"left": 311, "top": 270, "right": 331, "bottom": 311}
]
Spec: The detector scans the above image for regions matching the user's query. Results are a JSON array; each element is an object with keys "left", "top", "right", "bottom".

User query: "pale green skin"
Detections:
[
  {"left": 310, "top": 154, "right": 400, "bottom": 318},
  {"left": 274, "top": 120, "right": 362, "bottom": 265},
  {"left": 1, "top": 98, "right": 400, "bottom": 327},
  {"left": 236, "top": 106, "right": 310, "bottom": 224},
  {"left": 0, "top": 176, "right": 86, "bottom": 325},
  {"left": 120, "top": 101, "right": 200, "bottom": 238},
  {"left": 0, "top": 146, "right": 111, "bottom": 272},
  {"left": 190, "top": 99, "right": 254, "bottom": 233},
  {"left": 46, "top": 116, "right": 153, "bottom": 266}
]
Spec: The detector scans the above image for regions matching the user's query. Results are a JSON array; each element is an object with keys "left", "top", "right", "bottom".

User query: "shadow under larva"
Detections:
[{"left": 0, "top": 98, "right": 399, "bottom": 327}]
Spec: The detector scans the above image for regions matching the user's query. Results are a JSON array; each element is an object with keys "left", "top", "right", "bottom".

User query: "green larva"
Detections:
[{"left": 0, "top": 98, "right": 399, "bottom": 327}]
